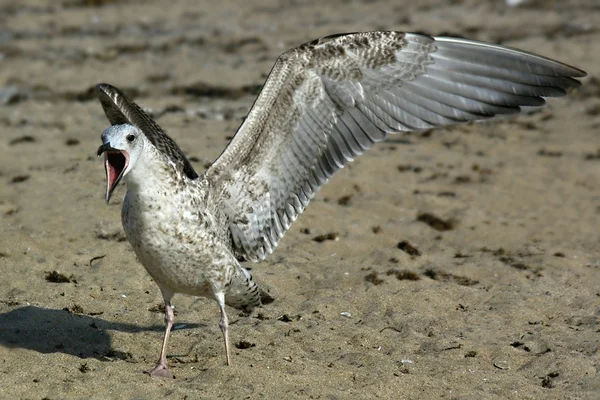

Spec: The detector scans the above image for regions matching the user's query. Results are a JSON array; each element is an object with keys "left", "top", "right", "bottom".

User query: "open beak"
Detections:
[{"left": 97, "top": 143, "right": 129, "bottom": 203}]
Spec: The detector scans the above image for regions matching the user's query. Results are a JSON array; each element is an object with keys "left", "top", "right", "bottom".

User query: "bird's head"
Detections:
[{"left": 97, "top": 123, "right": 146, "bottom": 203}]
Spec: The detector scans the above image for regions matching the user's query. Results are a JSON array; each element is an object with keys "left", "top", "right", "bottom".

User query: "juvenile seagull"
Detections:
[{"left": 95, "top": 31, "right": 585, "bottom": 378}]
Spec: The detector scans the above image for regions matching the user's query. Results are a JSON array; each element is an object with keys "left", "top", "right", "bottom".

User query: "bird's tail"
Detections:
[{"left": 225, "top": 266, "right": 274, "bottom": 311}]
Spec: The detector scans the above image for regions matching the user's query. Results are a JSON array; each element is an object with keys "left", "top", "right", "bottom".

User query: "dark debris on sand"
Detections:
[
  {"left": 397, "top": 240, "right": 421, "bottom": 256},
  {"left": 386, "top": 268, "right": 420, "bottom": 281},
  {"left": 364, "top": 271, "right": 384, "bottom": 285},
  {"left": 417, "top": 213, "right": 456, "bottom": 232},
  {"left": 45, "top": 270, "right": 76, "bottom": 283},
  {"left": 423, "top": 269, "right": 478, "bottom": 286},
  {"left": 312, "top": 232, "right": 339, "bottom": 242}
]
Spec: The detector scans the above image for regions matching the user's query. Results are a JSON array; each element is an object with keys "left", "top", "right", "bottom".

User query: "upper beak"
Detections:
[{"left": 97, "top": 143, "right": 117, "bottom": 156}]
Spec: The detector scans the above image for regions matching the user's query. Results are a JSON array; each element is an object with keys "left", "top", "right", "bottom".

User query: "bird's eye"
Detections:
[{"left": 126, "top": 134, "right": 136, "bottom": 142}]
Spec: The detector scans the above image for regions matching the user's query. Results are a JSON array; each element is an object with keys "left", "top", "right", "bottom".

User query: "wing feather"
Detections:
[{"left": 204, "top": 31, "right": 585, "bottom": 262}]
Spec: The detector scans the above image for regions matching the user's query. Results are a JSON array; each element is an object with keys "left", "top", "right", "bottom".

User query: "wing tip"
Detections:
[
  {"left": 94, "top": 82, "right": 129, "bottom": 126},
  {"left": 432, "top": 36, "right": 587, "bottom": 81},
  {"left": 567, "top": 66, "right": 587, "bottom": 78},
  {"left": 95, "top": 82, "right": 116, "bottom": 97}
]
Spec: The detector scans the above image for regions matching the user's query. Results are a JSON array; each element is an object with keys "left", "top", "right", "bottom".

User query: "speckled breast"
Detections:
[{"left": 120, "top": 191, "right": 216, "bottom": 297}]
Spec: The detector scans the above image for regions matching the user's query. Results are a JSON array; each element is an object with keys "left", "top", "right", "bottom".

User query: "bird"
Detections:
[{"left": 95, "top": 31, "right": 585, "bottom": 378}]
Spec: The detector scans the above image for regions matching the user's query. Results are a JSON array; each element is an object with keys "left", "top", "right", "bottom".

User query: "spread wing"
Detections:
[{"left": 203, "top": 31, "right": 585, "bottom": 262}]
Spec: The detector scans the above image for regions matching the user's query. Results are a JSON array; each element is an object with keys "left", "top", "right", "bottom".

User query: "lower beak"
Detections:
[{"left": 104, "top": 156, "right": 123, "bottom": 203}]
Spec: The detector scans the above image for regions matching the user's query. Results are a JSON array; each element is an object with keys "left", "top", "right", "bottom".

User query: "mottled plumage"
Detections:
[{"left": 95, "top": 31, "right": 585, "bottom": 377}]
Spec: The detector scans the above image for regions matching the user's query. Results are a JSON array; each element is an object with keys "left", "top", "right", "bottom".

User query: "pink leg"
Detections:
[
  {"left": 214, "top": 292, "right": 231, "bottom": 366},
  {"left": 146, "top": 289, "right": 175, "bottom": 378}
]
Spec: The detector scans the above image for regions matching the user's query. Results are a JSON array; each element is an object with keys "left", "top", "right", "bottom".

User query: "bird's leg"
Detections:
[
  {"left": 214, "top": 292, "right": 231, "bottom": 366},
  {"left": 146, "top": 288, "right": 175, "bottom": 378}
]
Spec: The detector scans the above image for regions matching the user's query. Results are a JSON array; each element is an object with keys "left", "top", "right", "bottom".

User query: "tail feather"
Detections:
[
  {"left": 225, "top": 266, "right": 273, "bottom": 310},
  {"left": 259, "top": 287, "right": 275, "bottom": 305}
]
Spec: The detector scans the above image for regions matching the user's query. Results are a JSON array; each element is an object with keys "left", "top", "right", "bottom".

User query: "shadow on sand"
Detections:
[{"left": 0, "top": 305, "right": 204, "bottom": 360}]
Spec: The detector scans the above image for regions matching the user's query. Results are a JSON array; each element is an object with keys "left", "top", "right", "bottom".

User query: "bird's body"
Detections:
[
  {"left": 94, "top": 31, "right": 585, "bottom": 378},
  {"left": 121, "top": 153, "right": 262, "bottom": 307},
  {"left": 113, "top": 138, "right": 266, "bottom": 375},
  {"left": 121, "top": 155, "right": 214, "bottom": 299}
]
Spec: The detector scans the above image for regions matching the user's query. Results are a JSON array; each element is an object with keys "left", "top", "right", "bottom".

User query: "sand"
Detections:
[{"left": 1, "top": 0, "right": 598, "bottom": 398}]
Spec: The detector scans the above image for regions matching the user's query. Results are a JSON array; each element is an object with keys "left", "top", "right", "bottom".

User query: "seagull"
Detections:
[{"left": 95, "top": 31, "right": 585, "bottom": 378}]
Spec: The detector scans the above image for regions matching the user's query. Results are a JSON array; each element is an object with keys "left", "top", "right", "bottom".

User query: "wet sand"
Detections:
[{"left": 1, "top": 0, "right": 599, "bottom": 398}]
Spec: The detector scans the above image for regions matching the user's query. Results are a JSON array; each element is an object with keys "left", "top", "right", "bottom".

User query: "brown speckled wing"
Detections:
[
  {"left": 95, "top": 83, "right": 199, "bottom": 180},
  {"left": 205, "top": 31, "right": 585, "bottom": 262}
]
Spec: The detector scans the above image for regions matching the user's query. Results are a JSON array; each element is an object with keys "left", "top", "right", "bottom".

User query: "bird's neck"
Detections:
[{"left": 124, "top": 148, "right": 186, "bottom": 201}]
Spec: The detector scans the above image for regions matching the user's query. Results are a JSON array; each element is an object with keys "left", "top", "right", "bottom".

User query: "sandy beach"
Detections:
[{"left": 1, "top": 0, "right": 599, "bottom": 398}]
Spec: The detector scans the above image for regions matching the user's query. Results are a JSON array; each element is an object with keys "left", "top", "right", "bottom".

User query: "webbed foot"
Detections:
[{"left": 145, "top": 362, "right": 174, "bottom": 379}]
